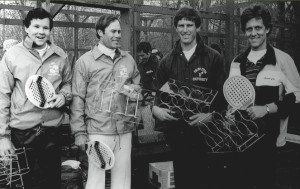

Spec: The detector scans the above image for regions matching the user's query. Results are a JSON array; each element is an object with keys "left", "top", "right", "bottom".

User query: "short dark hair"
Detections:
[
  {"left": 95, "top": 14, "right": 120, "bottom": 39},
  {"left": 241, "top": 3, "right": 273, "bottom": 36},
  {"left": 174, "top": 6, "right": 201, "bottom": 28},
  {"left": 137, "top": 42, "right": 152, "bottom": 54},
  {"left": 23, "top": 8, "right": 53, "bottom": 30}
]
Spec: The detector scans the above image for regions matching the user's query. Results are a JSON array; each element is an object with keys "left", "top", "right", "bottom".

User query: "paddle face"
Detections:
[
  {"left": 85, "top": 141, "right": 115, "bottom": 170},
  {"left": 25, "top": 75, "right": 56, "bottom": 109},
  {"left": 223, "top": 75, "right": 255, "bottom": 110}
]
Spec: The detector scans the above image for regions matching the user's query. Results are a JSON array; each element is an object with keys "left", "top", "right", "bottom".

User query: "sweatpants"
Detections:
[{"left": 85, "top": 132, "right": 132, "bottom": 189}]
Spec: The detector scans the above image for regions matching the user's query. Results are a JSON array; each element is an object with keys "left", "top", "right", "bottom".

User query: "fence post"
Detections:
[
  {"left": 225, "top": 1, "right": 234, "bottom": 63},
  {"left": 291, "top": 2, "right": 300, "bottom": 72},
  {"left": 120, "top": 6, "right": 133, "bottom": 53}
]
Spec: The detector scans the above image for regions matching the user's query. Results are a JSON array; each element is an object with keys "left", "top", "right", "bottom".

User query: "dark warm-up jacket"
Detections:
[
  {"left": 137, "top": 54, "right": 159, "bottom": 90},
  {"left": 154, "top": 34, "right": 227, "bottom": 131}
]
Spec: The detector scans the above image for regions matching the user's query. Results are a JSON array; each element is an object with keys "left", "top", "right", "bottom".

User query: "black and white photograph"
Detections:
[{"left": 0, "top": 0, "right": 300, "bottom": 189}]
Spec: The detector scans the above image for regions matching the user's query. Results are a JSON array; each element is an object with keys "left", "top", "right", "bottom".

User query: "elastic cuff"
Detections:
[
  {"left": 59, "top": 92, "right": 66, "bottom": 100},
  {"left": 59, "top": 92, "right": 68, "bottom": 103},
  {"left": 59, "top": 91, "right": 71, "bottom": 104},
  {"left": 74, "top": 130, "right": 87, "bottom": 137},
  {"left": 0, "top": 133, "right": 11, "bottom": 140}
]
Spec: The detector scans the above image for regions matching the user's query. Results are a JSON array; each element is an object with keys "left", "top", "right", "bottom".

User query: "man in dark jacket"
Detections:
[
  {"left": 152, "top": 6, "right": 227, "bottom": 189},
  {"left": 137, "top": 42, "right": 159, "bottom": 90}
]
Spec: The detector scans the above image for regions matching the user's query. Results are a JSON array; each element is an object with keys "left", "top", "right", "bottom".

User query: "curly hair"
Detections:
[
  {"left": 241, "top": 3, "right": 272, "bottom": 36},
  {"left": 174, "top": 6, "right": 201, "bottom": 28}
]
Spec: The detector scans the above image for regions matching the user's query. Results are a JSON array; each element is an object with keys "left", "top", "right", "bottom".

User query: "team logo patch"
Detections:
[
  {"left": 48, "top": 62, "right": 60, "bottom": 76},
  {"left": 193, "top": 67, "right": 208, "bottom": 82},
  {"left": 119, "top": 65, "right": 129, "bottom": 78}
]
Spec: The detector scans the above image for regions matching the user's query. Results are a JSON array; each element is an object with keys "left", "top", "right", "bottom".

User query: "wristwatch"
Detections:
[{"left": 265, "top": 104, "right": 270, "bottom": 114}]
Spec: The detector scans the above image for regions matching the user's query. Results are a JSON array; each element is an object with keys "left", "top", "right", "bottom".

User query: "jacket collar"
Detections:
[
  {"left": 234, "top": 44, "right": 276, "bottom": 74},
  {"left": 172, "top": 33, "right": 206, "bottom": 55},
  {"left": 92, "top": 45, "right": 125, "bottom": 60},
  {"left": 235, "top": 44, "right": 276, "bottom": 66},
  {"left": 23, "top": 36, "right": 65, "bottom": 57}
]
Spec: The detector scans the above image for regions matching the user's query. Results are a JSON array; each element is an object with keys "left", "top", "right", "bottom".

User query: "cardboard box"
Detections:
[{"left": 149, "top": 161, "right": 175, "bottom": 189}]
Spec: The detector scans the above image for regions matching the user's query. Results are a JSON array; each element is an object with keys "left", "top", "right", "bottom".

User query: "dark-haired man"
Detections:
[
  {"left": 0, "top": 7, "right": 72, "bottom": 189},
  {"left": 70, "top": 14, "right": 140, "bottom": 189},
  {"left": 229, "top": 3, "right": 300, "bottom": 188},
  {"left": 152, "top": 6, "right": 227, "bottom": 189},
  {"left": 137, "top": 41, "right": 159, "bottom": 90}
]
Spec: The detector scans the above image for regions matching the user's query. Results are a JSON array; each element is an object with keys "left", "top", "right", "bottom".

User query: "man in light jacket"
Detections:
[
  {"left": 0, "top": 7, "right": 72, "bottom": 189},
  {"left": 70, "top": 14, "right": 140, "bottom": 189}
]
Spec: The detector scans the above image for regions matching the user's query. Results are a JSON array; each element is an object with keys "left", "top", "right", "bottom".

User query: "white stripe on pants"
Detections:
[{"left": 86, "top": 132, "right": 132, "bottom": 189}]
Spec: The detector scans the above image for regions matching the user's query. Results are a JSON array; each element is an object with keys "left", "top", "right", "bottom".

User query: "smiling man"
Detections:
[
  {"left": 0, "top": 7, "right": 72, "bottom": 189},
  {"left": 229, "top": 3, "right": 300, "bottom": 189},
  {"left": 245, "top": 18, "right": 269, "bottom": 51},
  {"left": 70, "top": 14, "right": 140, "bottom": 189},
  {"left": 152, "top": 6, "right": 227, "bottom": 189}
]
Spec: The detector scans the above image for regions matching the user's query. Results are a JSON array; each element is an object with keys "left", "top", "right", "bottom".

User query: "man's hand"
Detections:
[
  {"left": 247, "top": 105, "right": 268, "bottom": 120},
  {"left": 188, "top": 113, "right": 212, "bottom": 126},
  {"left": 0, "top": 138, "right": 15, "bottom": 156},
  {"left": 152, "top": 106, "right": 178, "bottom": 121},
  {"left": 47, "top": 94, "right": 66, "bottom": 108},
  {"left": 119, "top": 84, "right": 141, "bottom": 100},
  {"left": 75, "top": 135, "right": 89, "bottom": 151},
  {"left": 226, "top": 106, "right": 236, "bottom": 120}
]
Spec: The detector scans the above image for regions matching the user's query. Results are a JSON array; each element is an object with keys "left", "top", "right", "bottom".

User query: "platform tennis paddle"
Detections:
[
  {"left": 223, "top": 75, "right": 255, "bottom": 116},
  {"left": 85, "top": 141, "right": 115, "bottom": 170},
  {"left": 25, "top": 75, "right": 55, "bottom": 109},
  {"left": 25, "top": 75, "right": 71, "bottom": 114}
]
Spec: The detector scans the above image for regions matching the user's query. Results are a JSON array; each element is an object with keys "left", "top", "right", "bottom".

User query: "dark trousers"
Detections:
[
  {"left": 166, "top": 126, "right": 212, "bottom": 189},
  {"left": 166, "top": 124, "right": 278, "bottom": 189},
  {"left": 11, "top": 126, "right": 62, "bottom": 189},
  {"left": 228, "top": 135, "right": 278, "bottom": 189}
]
